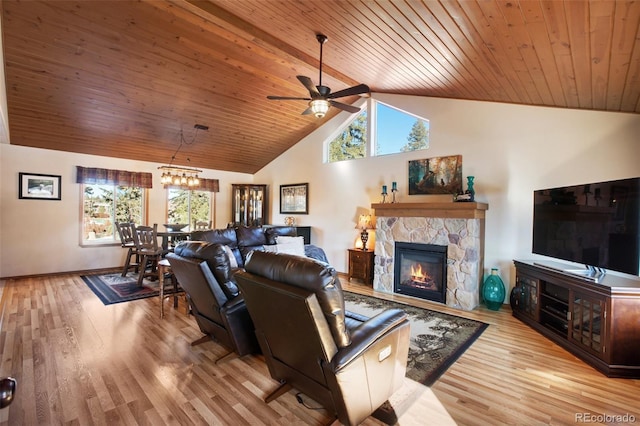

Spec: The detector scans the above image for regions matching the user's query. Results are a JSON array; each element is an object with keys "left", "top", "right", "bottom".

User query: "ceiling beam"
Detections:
[{"left": 181, "top": 0, "right": 362, "bottom": 88}]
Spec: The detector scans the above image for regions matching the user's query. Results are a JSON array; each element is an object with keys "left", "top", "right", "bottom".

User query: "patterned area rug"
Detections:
[
  {"left": 81, "top": 272, "right": 164, "bottom": 305},
  {"left": 343, "top": 291, "right": 488, "bottom": 387}
]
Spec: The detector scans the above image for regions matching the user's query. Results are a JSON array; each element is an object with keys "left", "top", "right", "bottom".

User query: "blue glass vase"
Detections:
[
  {"left": 466, "top": 176, "right": 475, "bottom": 202},
  {"left": 483, "top": 268, "right": 505, "bottom": 311}
]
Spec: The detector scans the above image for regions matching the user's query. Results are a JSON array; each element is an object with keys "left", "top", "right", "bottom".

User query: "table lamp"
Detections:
[{"left": 356, "top": 214, "right": 375, "bottom": 251}]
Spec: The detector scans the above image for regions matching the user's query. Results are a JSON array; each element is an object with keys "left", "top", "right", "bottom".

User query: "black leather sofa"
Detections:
[{"left": 190, "top": 225, "right": 328, "bottom": 267}]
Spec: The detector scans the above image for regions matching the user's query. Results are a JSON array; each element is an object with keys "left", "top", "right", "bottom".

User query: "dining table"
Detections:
[{"left": 157, "top": 230, "right": 192, "bottom": 252}]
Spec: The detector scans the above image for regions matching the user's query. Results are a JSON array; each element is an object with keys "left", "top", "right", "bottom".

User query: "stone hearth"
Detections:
[{"left": 372, "top": 202, "right": 488, "bottom": 311}]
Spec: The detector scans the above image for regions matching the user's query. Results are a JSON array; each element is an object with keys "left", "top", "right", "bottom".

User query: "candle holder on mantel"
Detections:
[
  {"left": 381, "top": 184, "right": 388, "bottom": 203},
  {"left": 391, "top": 181, "right": 398, "bottom": 203}
]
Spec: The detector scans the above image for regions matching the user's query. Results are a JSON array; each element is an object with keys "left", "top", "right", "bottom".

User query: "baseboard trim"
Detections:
[{"left": 1, "top": 267, "right": 120, "bottom": 281}]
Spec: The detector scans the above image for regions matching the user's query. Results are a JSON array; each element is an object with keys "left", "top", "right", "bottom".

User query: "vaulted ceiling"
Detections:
[{"left": 3, "top": 1, "right": 639, "bottom": 174}]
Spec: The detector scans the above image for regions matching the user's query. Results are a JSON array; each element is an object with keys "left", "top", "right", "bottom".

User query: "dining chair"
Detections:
[
  {"left": 115, "top": 222, "right": 140, "bottom": 277},
  {"left": 132, "top": 224, "right": 166, "bottom": 286},
  {"left": 193, "top": 220, "right": 212, "bottom": 230}
]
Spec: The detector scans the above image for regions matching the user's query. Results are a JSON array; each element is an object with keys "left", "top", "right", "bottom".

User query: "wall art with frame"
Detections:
[
  {"left": 408, "top": 155, "right": 463, "bottom": 195},
  {"left": 18, "top": 172, "right": 62, "bottom": 200},
  {"left": 280, "top": 183, "right": 308, "bottom": 214}
]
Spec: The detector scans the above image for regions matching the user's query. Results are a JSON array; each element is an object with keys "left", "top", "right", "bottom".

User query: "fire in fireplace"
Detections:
[{"left": 394, "top": 242, "right": 447, "bottom": 303}]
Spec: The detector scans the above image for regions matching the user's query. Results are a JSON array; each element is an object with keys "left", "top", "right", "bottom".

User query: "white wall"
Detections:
[
  {"left": 255, "top": 94, "right": 640, "bottom": 289},
  {"left": 0, "top": 144, "right": 253, "bottom": 277}
]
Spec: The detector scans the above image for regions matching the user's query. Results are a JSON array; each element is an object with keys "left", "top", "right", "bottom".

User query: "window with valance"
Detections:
[{"left": 77, "top": 166, "right": 151, "bottom": 244}]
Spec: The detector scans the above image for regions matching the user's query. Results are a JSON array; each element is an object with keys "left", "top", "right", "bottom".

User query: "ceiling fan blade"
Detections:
[
  {"left": 327, "top": 83, "right": 370, "bottom": 99},
  {"left": 329, "top": 100, "right": 361, "bottom": 113},
  {"left": 301, "top": 106, "right": 314, "bottom": 115},
  {"left": 267, "top": 95, "right": 311, "bottom": 100},
  {"left": 297, "top": 75, "right": 320, "bottom": 97}
]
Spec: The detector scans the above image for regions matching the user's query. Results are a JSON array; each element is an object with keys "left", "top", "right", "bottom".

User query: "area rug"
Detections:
[
  {"left": 81, "top": 272, "right": 164, "bottom": 305},
  {"left": 343, "top": 291, "right": 488, "bottom": 387}
]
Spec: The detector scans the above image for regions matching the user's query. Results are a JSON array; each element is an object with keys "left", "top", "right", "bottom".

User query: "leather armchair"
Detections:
[
  {"left": 166, "top": 241, "right": 259, "bottom": 363},
  {"left": 235, "top": 251, "right": 410, "bottom": 426}
]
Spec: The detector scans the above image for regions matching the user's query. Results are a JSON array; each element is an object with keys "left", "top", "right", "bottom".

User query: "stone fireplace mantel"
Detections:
[{"left": 371, "top": 202, "right": 489, "bottom": 311}]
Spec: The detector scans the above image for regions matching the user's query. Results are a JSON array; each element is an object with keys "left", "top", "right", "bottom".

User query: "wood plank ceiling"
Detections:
[{"left": 2, "top": 0, "right": 639, "bottom": 174}]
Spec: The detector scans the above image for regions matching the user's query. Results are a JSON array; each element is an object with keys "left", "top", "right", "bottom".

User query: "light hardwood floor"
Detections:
[{"left": 0, "top": 273, "right": 638, "bottom": 425}]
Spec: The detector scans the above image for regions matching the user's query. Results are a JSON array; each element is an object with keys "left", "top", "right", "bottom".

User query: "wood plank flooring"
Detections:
[{"left": 0, "top": 273, "right": 638, "bottom": 425}]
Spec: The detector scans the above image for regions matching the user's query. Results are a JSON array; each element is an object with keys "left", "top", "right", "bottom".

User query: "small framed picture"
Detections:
[
  {"left": 19, "top": 172, "right": 62, "bottom": 200},
  {"left": 280, "top": 183, "right": 308, "bottom": 214}
]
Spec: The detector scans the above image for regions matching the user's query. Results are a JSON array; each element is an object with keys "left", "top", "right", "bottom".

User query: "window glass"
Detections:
[
  {"left": 327, "top": 110, "right": 367, "bottom": 163},
  {"left": 82, "top": 184, "right": 144, "bottom": 243},
  {"left": 167, "top": 188, "right": 211, "bottom": 227},
  {"left": 374, "top": 102, "right": 430, "bottom": 156}
]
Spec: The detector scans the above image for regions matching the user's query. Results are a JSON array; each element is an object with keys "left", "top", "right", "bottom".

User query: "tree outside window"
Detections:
[
  {"left": 167, "top": 188, "right": 211, "bottom": 227},
  {"left": 328, "top": 110, "right": 367, "bottom": 162},
  {"left": 82, "top": 184, "right": 144, "bottom": 242},
  {"left": 375, "top": 102, "right": 429, "bottom": 155},
  {"left": 326, "top": 100, "right": 429, "bottom": 162},
  {"left": 401, "top": 120, "right": 430, "bottom": 152}
]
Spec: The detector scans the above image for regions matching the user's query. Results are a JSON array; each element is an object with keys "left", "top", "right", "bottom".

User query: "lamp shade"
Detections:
[
  {"left": 310, "top": 99, "right": 330, "bottom": 118},
  {"left": 357, "top": 214, "right": 374, "bottom": 230}
]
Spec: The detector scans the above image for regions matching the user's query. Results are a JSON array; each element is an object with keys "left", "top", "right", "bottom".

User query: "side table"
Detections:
[{"left": 348, "top": 249, "right": 375, "bottom": 286}]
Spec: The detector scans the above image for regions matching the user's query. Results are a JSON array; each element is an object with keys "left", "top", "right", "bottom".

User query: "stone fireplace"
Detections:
[{"left": 372, "top": 202, "right": 488, "bottom": 311}]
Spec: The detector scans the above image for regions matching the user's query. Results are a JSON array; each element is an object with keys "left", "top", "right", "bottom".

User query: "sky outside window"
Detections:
[{"left": 375, "top": 102, "right": 430, "bottom": 155}]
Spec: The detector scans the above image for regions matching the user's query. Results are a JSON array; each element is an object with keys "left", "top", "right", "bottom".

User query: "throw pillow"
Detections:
[
  {"left": 275, "top": 236, "right": 306, "bottom": 257},
  {"left": 262, "top": 245, "right": 278, "bottom": 253},
  {"left": 222, "top": 245, "right": 239, "bottom": 268}
]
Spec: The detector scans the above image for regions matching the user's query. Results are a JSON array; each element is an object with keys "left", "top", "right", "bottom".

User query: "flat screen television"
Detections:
[{"left": 532, "top": 177, "right": 640, "bottom": 277}]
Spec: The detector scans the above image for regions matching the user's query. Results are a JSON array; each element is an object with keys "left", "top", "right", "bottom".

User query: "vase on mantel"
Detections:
[{"left": 465, "top": 176, "right": 475, "bottom": 202}]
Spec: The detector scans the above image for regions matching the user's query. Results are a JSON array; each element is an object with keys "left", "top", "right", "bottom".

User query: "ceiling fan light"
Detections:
[{"left": 310, "top": 99, "right": 330, "bottom": 118}]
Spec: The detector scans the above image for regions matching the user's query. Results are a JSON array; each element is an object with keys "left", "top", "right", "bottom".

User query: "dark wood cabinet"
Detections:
[
  {"left": 348, "top": 249, "right": 375, "bottom": 286},
  {"left": 513, "top": 260, "right": 640, "bottom": 378},
  {"left": 295, "top": 226, "right": 311, "bottom": 244},
  {"left": 231, "top": 184, "right": 267, "bottom": 226}
]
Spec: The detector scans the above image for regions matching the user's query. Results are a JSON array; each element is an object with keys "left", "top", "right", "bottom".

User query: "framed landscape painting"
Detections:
[
  {"left": 19, "top": 172, "right": 62, "bottom": 200},
  {"left": 280, "top": 183, "right": 308, "bottom": 214},
  {"left": 408, "top": 155, "right": 463, "bottom": 195}
]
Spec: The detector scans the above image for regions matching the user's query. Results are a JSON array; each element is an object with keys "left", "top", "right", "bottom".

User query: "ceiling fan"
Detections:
[{"left": 267, "top": 34, "right": 370, "bottom": 118}]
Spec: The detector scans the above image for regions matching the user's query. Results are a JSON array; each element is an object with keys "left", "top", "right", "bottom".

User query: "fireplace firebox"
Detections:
[{"left": 394, "top": 242, "right": 447, "bottom": 303}]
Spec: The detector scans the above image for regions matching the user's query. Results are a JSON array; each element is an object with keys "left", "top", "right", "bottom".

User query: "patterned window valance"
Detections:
[
  {"left": 164, "top": 178, "right": 219, "bottom": 192},
  {"left": 76, "top": 166, "right": 153, "bottom": 188}
]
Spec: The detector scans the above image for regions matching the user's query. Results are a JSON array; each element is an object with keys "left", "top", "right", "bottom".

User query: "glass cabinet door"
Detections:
[
  {"left": 513, "top": 274, "right": 539, "bottom": 321},
  {"left": 247, "top": 186, "right": 264, "bottom": 226},
  {"left": 231, "top": 184, "right": 267, "bottom": 226},
  {"left": 570, "top": 293, "right": 606, "bottom": 358}
]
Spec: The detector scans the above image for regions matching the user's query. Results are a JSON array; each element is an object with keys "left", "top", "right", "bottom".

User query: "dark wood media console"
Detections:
[{"left": 513, "top": 260, "right": 640, "bottom": 378}]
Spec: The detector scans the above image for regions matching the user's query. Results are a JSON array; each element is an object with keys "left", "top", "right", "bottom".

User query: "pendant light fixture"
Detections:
[{"left": 158, "top": 124, "right": 208, "bottom": 187}]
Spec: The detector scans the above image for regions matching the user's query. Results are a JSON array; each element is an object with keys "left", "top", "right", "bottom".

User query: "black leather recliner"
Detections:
[
  {"left": 166, "top": 241, "right": 259, "bottom": 363},
  {"left": 235, "top": 251, "right": 411, "bottom": 426}
]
